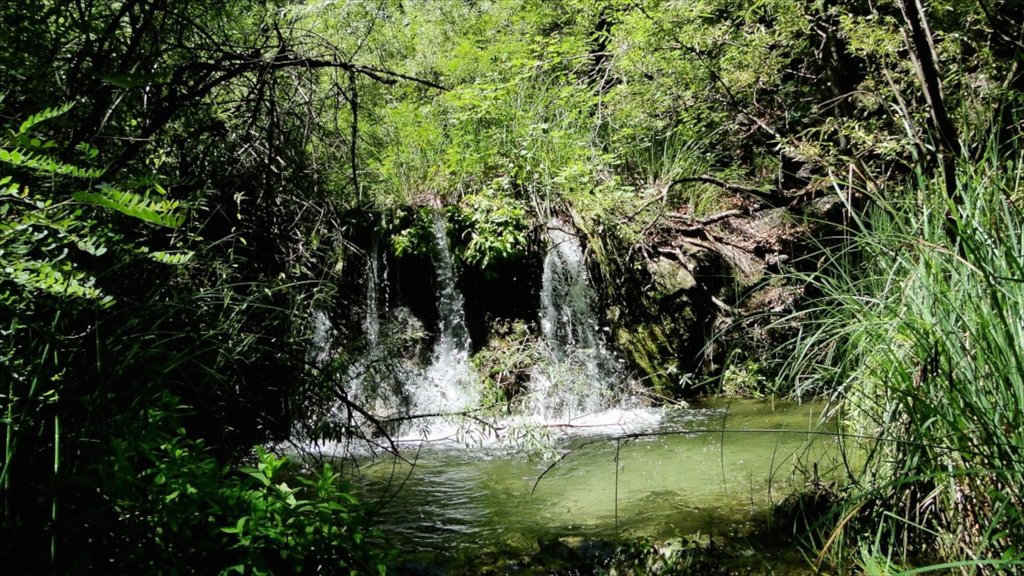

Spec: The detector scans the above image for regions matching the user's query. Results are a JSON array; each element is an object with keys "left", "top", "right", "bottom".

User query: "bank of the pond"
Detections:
[{"left": 333, "top": 398, "right": 847, "bottom": 574}]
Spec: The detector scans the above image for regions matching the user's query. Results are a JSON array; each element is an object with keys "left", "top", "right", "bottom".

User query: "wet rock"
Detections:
[{"left": 530, "top": 535, "right": 619, "bottom": 574}]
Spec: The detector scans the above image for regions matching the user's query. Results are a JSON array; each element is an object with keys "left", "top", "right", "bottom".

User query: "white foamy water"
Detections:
[
  {"left": 395, "top": 214, "right": 479, "bottom": 442},
  {"left": 297, "top": 215, "right": 662, "bottom": 456},
  {"left": 525, "top": 218, "right": 626, "bottom": 423}
]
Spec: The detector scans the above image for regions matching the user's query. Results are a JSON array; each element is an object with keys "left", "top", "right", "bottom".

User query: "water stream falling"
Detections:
[
  {"left": 363, "top": 239, "right": 381, "bottom": 348},
  {"left": 304, "top": 220, "right": 480, "bottom": 447},
  {"left": 539, "top": 220, "right": 607, "bottom": 365},
  {"left": 343, "top": 240, "right": 407, "bottom": 422},
  {"left": 304, "top": 215, "right": 654, "bottom": 448},
  {"left": 307, "top": 308, "right": 333, "bottom": 370},
  {"left": 526, "top": 218, "right": 630, "bottom": 425},
  {"left": 400, "top": 214, "right": 479, "bottom": 440}
]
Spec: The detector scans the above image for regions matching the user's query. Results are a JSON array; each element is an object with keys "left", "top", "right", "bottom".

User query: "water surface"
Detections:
[{"left": 345, "top": 398, "right": 842, "bottom": 559}]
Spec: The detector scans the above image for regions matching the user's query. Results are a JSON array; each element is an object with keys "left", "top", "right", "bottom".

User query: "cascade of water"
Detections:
[
  {"left": 430, "top": 215, "right": 471, "bottom": 355},
  {"left": 530, "top": 218, "right": 619, "bottom": 421},
  {"left": 540, "top": 222, "right": 603, "bottom": 359},
  {"left": 402, "top": 213, "right": 478, "bottom": 436},
  {"left": 307, "top": 308, "right": 333, "bottom": 369},
  {"left": 299, "top": 216, "right": 656, "bottom": 453},
  {"left": 309, "top": 242, "right": 380, "bottom": 375},
  {"left": 347, "top": 239, "right": 402, "bottom": 415},
  {"left": 308, "top": 244, "right": 384, "bottom": 444},
  {"left": 363, "top": 240, "right": 381, "bottom": 348}
]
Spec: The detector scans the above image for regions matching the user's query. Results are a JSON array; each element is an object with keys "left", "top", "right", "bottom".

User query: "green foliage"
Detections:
[
  {"left": 1, "top": 1, "right": 391, "bottom": 571},
  {"left": 449, "top": 189, "right": 529, "bottom": 267},
  {"left": 219, "top": 448, "right": 387, "bottom": 576},
  {"left": 386, "top": 199, "right": 528, "bottom": 270},
  {"left": 471, "top": 320, "right": 541, "bottom": 408},
  {"left": 368, "top": 102, "right": 447, "bottom": 208},
  {"left": 1, "top": 103, "right": 196, "bottom": 572},
  {"left": 719, "top": 359, "right": 767, "bottom": 398},
  {"left": 1, "top": 0, "right": 1021, "bottom": 572},
  {"left": 779, "top": 140, "right": 1024, "bottom": 571},
  {"left": 385, "top": 207, "right": 438, "bottom": 258},
  {"left": 98, "top": 396, "right": 387, "bottom": 575},
  {"left": 0, "top": 105, "right": 188, "bottom": 307},
  {"left": 73, "top": 185, "right": 185, "bottom": 228}
]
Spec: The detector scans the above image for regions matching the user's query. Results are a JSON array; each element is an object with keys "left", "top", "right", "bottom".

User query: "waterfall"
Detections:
[
  {"left": 529, "top": 218, "right": 619, "bottom": 422},
  {"left": 540, "top": 221, "right": 604, "bottom": 361},
  {"left": 298, "top": 215, "right": 655, "bottom": 453},
  {"left": 349, "top": 239, "right": 404, "bottom": 414},
  {"left": 363, "top": 240, "right": 381, "bottom": 348},
  {"left": 308, "top": 240, "right": 381, "bottom": 375},
  {"left": 429, "top": 214, "right": 472, "bottom": 357},
  {"left": 307, "top": 308, "right": 333, "bottom": 370},
  {"left": 302, "top": 217, "right": 480, "bottom": 447},
  {"left": 402, "top": 213, "right": 478, "bottom": 437}
]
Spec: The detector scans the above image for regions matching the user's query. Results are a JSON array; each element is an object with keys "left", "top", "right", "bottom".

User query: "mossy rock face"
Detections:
[
  {"left": 615, "top": 318, "right": 692, "bottom": 396},
  {"left": 647, "top": 256, "right": 696, "bottom": 298}
]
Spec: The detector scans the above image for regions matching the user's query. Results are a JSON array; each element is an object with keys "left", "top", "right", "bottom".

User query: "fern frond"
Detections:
[
  {"left": 1, "top": 258, "right": 112, "bottom": 305},
  {"left": 146, "top": 250, "right": 194, "bottom": 265},
  {"left": 0, "top": 148, "right": 105, "bottom": 179},
  {"left": 73, "top": 235, "right": 109, "bottom": 256},
  {"left": 73, "top": 185, "right": 185, "bottom": 228},
  {"left": 17, "top": 103, "right": 75, "bottom": 135}
]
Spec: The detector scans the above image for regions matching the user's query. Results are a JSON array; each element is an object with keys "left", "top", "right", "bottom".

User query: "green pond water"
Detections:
[{"left": 345, "top": 398, "right": 845, "bottom": 566}]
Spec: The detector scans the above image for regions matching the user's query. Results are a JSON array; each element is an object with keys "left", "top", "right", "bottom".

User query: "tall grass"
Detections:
[{"left": 781, "top": 139, "right": 1024, "bottom": 573}]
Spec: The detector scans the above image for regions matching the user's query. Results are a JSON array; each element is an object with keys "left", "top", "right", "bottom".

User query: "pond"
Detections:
[{"left": 340, "top": 398, "right": 845, "bottom": 573}]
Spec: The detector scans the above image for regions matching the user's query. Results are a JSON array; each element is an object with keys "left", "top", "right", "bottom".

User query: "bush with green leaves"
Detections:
[
  {"left": 101, "top": 400, "right": 387, "bottom": 575},
  {"left": 449, "top": 190, "right": 529, "bottom": 268},
  {"left": 0, "top": 103, "right": 187, "bottom": 307},
  {"left": 1, "top": 102, "right": 194, "bottom": 568},
  {"left": 219, "top": 447, "right": 388, "bottom": 576},
  {"left": 471, "top": 320, "right": 542, "bottom": 409}
]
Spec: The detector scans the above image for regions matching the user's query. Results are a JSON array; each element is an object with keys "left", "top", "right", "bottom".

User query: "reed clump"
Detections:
[{"left": 782, "top": 138, "right": 1024, "bottom": 573}]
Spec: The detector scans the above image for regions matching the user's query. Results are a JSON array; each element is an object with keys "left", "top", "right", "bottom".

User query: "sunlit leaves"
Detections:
[
  {"left": 16, "top": 103, "right": 75, "bottom": 135},
  {"left": 145, "top": 250, "right": 195, "bottom": 265},
  {"left": 0, "top": 148, "right": 104, "bottom": 179},
  {"left": 73, "top": 186, "right": 186, "bottom": 228},
  {"left": 451, "top": 188, "right": 529, "bottom": 267},
  {"left": 1, "top": 105, "right": 188, "bottom": 307},
  {"left": 2, "top": 259, "right": 113, "bottom": 305}
]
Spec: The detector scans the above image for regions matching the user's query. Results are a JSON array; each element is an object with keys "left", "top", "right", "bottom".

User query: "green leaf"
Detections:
[
  {"left": 2, "top": 258, "right": 112, "bottom": 303},
  {"left": 146, "top": 250, "right": 193, "bottom": 265},
  {"left": 17, "top": 103, "right": 74, "bottom": 135},
  {"left": 221, "top": 516, "right": 248, "bottom": 535},
  {"left": 73, "top": 186, "right": 185, "bottom": 227},
  {"left": 0, "top": 148, "right": 104, "bottom": 179},
  {"left": 242, "top": 467, "right": 271, "bottom": 487}
]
